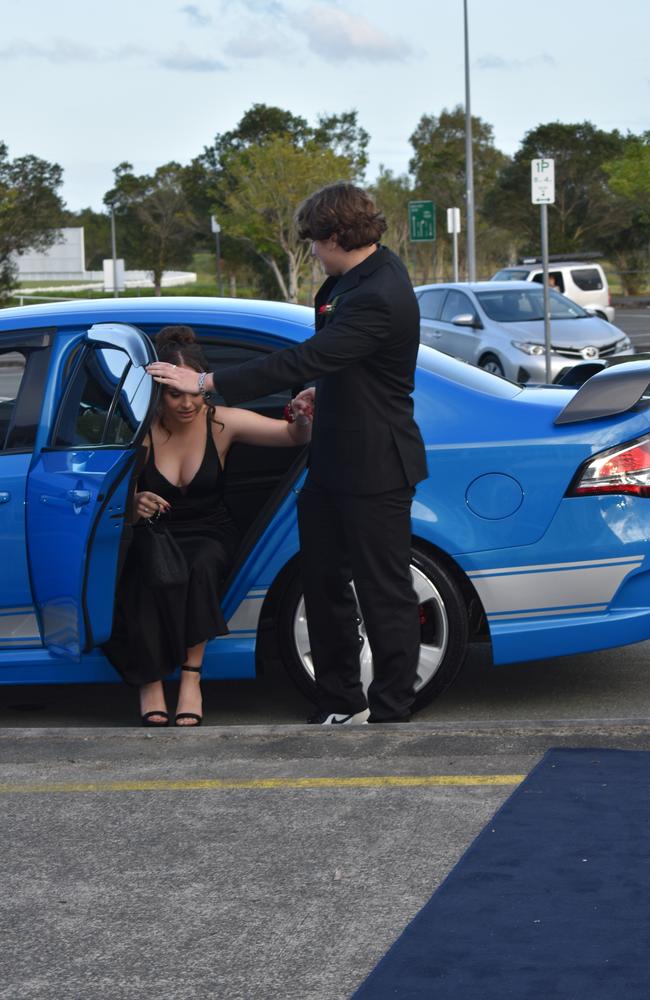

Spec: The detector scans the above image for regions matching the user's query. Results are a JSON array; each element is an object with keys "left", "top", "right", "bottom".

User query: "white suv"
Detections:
[{"left": 491, "top": 260, "right": 614, "bottom": 323}]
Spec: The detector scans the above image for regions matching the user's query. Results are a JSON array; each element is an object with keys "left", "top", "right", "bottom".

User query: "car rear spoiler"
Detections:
[{"left": 554, "top": 358, "right": 650, "bottom": 425}]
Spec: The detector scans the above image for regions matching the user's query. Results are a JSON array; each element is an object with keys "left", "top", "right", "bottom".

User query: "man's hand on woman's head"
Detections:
[{"left": 146, "top": 362, "right": 213, "bottom": 395}]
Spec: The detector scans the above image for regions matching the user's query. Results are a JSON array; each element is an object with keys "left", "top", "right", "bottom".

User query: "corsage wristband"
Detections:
[{"left": 283, "top": 403, "right": 295, "bottom": 424}]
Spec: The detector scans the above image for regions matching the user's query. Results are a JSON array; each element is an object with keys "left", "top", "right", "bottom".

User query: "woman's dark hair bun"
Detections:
[
  {"left": 156, "top": 325, "right": 196, "bottom": 349},
  {"left": 154, "top": 324, "right": 206, "bottom": 373}
]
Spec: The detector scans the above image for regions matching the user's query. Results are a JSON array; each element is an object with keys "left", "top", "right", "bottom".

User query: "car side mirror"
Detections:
[{"left": 451, "top": 312, "right": 482, "bottom": 329}]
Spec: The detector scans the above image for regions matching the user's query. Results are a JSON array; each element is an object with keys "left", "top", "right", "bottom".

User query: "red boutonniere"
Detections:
[{"left": 318, "top": 296, "right": 340, "bottom": 316}]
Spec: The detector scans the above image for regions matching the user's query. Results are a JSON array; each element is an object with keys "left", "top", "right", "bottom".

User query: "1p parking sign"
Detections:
[{"left": 531, "top": 158, "right": 555, "bottom": 204}]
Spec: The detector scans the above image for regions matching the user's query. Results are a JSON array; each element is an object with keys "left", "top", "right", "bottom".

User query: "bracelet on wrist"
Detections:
[{"left": 198, "top": 371, "right": 208, "bottom": 398}]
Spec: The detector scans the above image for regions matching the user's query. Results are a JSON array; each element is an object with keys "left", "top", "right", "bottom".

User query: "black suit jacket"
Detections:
[{"left": 215, "top": 245, "right": 427, "bottom": 495}]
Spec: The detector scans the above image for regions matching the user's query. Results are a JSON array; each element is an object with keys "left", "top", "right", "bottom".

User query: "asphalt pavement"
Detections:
[
  {"left": 3, "top": 721, "right": 650, "bottom": 1000},
  {"left": 614, "top": 304, "right": 650, "bottom": 348}
]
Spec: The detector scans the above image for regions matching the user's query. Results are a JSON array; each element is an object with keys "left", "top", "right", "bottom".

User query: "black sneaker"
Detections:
[{"left": 307, "top": 709, "right": 370, "bottom": 725}]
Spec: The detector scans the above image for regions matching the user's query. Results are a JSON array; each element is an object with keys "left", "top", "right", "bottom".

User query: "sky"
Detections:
[{"left": 1, "top": 0, "right": 649, "bottom": 213}]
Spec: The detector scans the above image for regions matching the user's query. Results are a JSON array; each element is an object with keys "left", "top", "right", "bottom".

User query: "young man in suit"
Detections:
[{"left": 148, "top": 182, "right": 427, "bottom": 723}]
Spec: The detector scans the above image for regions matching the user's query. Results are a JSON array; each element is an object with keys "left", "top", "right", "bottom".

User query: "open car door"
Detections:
[{"left": 26, "top": 323, "right": 157, "bottom": 660}]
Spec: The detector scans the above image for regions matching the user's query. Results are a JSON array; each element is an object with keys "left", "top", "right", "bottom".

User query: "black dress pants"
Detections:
[{"left": 297, "top": 480, "right": 420, "bottom": 721}]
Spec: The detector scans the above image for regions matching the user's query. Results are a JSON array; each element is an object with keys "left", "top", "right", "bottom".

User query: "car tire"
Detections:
[
  {"left": 479, "top": 353, "right": 505, "bottom": 377},
  {"left": 276, "top": 547, "right": 470, "bottom": 709}
]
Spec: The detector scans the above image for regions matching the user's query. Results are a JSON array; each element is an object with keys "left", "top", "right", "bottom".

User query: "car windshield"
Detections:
[{"left": 476, "top": 288, "right": 588, "bottom": 322}]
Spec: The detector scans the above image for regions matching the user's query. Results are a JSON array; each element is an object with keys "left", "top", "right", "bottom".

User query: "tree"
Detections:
[
  {"left": 484, "top": 122, "right": 627, "bottom": 256},
  {"left": 104, "top": 162, "right": 199, "bottom": 295},
  {"left": 409, "top": 107, "right": 510, "bottom": 277},
  {"left": 222, "top": 136, "right": 353, "bottom": 302},
  {"left": 368, "top": 167, "right": 412, "bottom": 261},
  {"left": 604, "top": 137, "right": 650, "bottom": 214},
  {"left": 0, "top": 142, "right": 65, "bottom": 298},
  {"left": 409, "top": 106, "right": 508, "bottom": 209},
  {"left": 601, "top": 137, "right": 650, "bottom": 293},
  {"left": 188, "top": 105, "right": 367, "bottom": 301}
]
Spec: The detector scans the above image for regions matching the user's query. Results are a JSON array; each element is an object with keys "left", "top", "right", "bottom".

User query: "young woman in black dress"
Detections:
[{"left": 103, "top": 325, "right": 312, "bottom": 726}]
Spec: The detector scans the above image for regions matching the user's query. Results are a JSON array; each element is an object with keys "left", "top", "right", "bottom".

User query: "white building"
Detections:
[
  {"left": 13, "top": 227, "right": 196, "bottom": 290},
  {"left": 15, "top": 228, "right": 86, "bottom": 281}
]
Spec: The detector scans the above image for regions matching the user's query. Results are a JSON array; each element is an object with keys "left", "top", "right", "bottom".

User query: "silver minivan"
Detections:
[{"left": 491, "top": 260, "right": 614, "bottom": 323}]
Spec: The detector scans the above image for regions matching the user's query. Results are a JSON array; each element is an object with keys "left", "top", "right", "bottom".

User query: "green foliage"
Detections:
[
  {"left": 600, "top": 137, "right": 650, "bottom": 292},
  {"left": 368, "top": 167, "right": 413, "bottom": 260},
  {"left": 0, "top": 142, "right": 65, "bottom": 298},
  {"left": 104, "top": 162, "right": 199, "bottom": 293},
  {"left": 409, "top": 106, "right": 512, "bottom": 277},
  {"left": 222, "top": 136, "right": 354, "bottom": 301},
  {"left": 605, "top": 137, "right": 650, "bottom": 220},
  {"left": 484, "top": 121, "right": 627, "bottom": 255},
  {"left": 409, "top": 105, "right": 509, "bottom": 208}
]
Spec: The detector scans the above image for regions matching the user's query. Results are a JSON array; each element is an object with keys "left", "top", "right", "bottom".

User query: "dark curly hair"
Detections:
[
  {"left": 154, "top": 325, "right": 223, "bottom": 437},
  {"left": 295, "top": 182, "right": 387, "bottom": 250}
]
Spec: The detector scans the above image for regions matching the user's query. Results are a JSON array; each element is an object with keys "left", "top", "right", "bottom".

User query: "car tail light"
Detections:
[{"left": 568, "top": 434, "right": 650, "bottom": 497}]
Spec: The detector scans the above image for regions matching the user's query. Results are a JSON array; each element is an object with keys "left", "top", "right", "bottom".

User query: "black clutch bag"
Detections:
[{"left": 135, "top": 517, "right": 188, "bottom": 590}]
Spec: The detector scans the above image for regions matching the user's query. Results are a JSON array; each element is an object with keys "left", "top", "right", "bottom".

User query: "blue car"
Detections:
[{"left": 2, "top": 296, "right": 650, "bottom": 707}]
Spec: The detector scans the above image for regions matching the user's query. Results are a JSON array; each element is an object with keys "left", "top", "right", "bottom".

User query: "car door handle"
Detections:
[
  {"left": 40, "top": 490, "right": 92, "bottom": 509},
  {"left": 0, "top": 492, "right": 10, "bottom": 504},
  {"left": 66, "top": 489, "right": 91, "bottom": 506}
]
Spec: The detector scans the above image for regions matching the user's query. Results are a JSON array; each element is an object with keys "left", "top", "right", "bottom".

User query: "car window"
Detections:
[
  {"left": 440, "top": 290, "right": 475, "bottom": 323},
  {"left": 476, "top": 288, "right": 587, "bottom": 322},
  {"left": 571, "top": 267, "right": 603, "bottom": 291},
  {"left": 531, "top": 271, "right": 565, "bottom": 293},
  {"left": 0, "top": 333, "right": 51, "bottom": 452},
  {"left": 198, "top": 333, "right": 295, "bottom": 415},
  {"left": 418, "top": 289, "right": 448, "bottom": 321},
  {"left": 0, "top": 351, "right": 26, "bottom": 449},
  {"left": 52, "top": 345, "right": 149, "bottom": 448}
]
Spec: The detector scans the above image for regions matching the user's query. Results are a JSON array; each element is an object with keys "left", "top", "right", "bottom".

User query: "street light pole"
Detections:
[
  {"left": 463, "top": 0, "right": 476, "bottom": 281},
  {"left": 211, "top": 215, "right": 224, "bottom": 296},
  {"left": 109, "top": 203, "right": 119, "bottom": 298}
]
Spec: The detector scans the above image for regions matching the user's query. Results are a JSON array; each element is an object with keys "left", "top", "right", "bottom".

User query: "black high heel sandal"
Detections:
[
  {"left": 175, "top": 665, "right": 203, "bottom": 727},
  {"left": 141, "top": 710, "right": 170, "bottom": 727}
]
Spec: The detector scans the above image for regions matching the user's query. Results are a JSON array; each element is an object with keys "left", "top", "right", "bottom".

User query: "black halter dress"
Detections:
[{"left": 103, "top": 415, "right": 240, "bottom": 685}]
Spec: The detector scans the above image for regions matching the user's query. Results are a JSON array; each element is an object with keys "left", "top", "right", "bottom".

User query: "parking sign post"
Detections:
[
  {"left": 447, "top": 208, "right": 461, "bottom": 282},
  {"left": 531, "top": 159, "right": 555, "bottom": 383}
]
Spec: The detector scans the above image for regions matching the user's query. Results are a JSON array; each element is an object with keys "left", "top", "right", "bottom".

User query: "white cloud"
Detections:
[
  {"left": 476, "top": 53, "right": 556, "bottom": 71},
  {"left": 179, "top": 4, "right": 212, "bottom": 27},
  {"left": 293, "top": 5, "right": 412, "bottom": 63},
  {"left": 158, "top": 46, "right": 227, "bottom": 72},
  {"left": 220, "top": 0, "right": 286, "bottom": 14},
  {"left": 224, "top": 25, "right": 293, "bottom": 59},
  {"left": 0, "top": 38, "right": 101, "bottom": 63}
]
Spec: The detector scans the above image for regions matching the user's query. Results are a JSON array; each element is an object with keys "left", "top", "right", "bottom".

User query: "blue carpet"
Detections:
[{"left": 352, "top": 748, "right": 650, "bottom": 999}]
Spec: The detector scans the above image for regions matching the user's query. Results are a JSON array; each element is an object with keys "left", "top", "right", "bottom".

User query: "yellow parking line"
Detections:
[{"left": 0, "top": 774, "right": 524, "bottom": 795}]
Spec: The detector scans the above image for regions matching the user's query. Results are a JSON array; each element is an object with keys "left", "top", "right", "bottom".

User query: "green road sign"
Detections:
[{"left": 408, "top": 200, "right": 436, "bottom": 242}]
